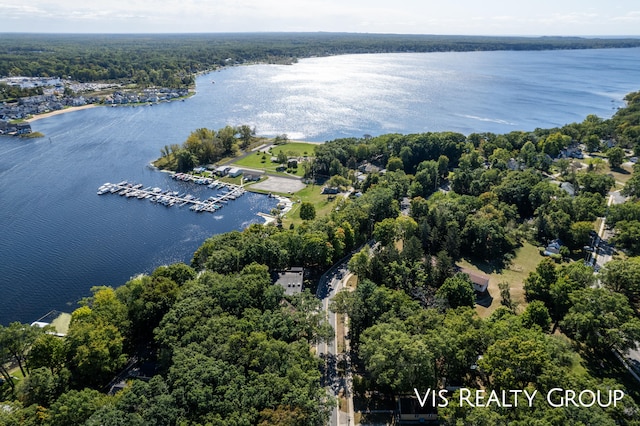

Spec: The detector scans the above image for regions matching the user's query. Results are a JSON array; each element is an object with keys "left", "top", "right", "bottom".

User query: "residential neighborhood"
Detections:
[{"left": 0, "top": 76, "right": 189, "bottom": 135}]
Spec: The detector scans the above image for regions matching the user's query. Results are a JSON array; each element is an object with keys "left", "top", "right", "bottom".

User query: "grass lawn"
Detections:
[
  {"left": 571, "top": 156, "right": 634, "bottom": 187},
  {"left": 50, "top": 312, "right": 71, "bottom": 335},
  {"left": 458, "top": 242, "right": 544, "bottom": 318},
  {"left": 282, "top": 184, "right": 340, "bottom": 227},
  {"left": 231, "top": 151, "right": 307, "bottom": 177},
  {"left": 346, "top": 275, "right": 358, "bottom": 289},
  {"left": 231, "top": 141, "right": 317, "bottom": 177},
  {"left": 269, "top": 142, "right": 318, "bottom": 157},
  {"left": 606, "top": 163, "right": 634, "bottom": 187}
]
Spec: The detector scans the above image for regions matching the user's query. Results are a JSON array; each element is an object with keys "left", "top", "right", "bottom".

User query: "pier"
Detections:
[{"left": 97, "top": 179, "right": 246, "bottom": 214}]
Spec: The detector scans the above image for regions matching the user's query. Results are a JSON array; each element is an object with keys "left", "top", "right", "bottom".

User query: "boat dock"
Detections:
[{"left": 97, "top": 179, "right": 246, "bottom": 213}]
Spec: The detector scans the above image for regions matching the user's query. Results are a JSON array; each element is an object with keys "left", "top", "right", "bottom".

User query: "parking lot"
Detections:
[{"left": 250, "top": 175, "right": 306, "bottom": 194}]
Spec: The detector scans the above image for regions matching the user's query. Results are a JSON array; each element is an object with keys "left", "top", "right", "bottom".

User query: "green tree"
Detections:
[
  {"left": 16, "top": 367, "right": 62, "bottom": 407},
  {"left": 151, "top": 262, "right": 196, "bottom": 286},
  {"left": 27, "top": 333, "right": 67, "bottom": 375},
  {"left": 218, "top": 125, "right": 238, "bottom": 153},
  {"left": 0, "top": 322, "right": 43, "bottom": 377},
  {"left": 348, "top": 246, "right": 371, "bottom": 278},
  {"left": 584, "top": 134, "right": 601, "bottom": 152},
  {"left": 47, "top": 389, "right": 107, "bottom": 426},
  {"left": 560, "top": 288, "right": 640, "bottom": 352},
  {"left": 65, "top": 315, "right": 127, "bottom": 388},
  {"left": 556, "top": 158, "right": 571, "bottom": 176},
  {"left": 622, "top": 164, "right": 640, "bottom": 197},
  {"left": 360, "top": 323, "right": 435, "bottom": 393},
  {"left": 373, "top": 217, "right": 398, "bottom": 246},
  {"left": 299, "top": 202, "right": 316, "bottom": 221},
  {"left": 326, "top": 174, "right": 350, "bottom": 189},
  {"left": 175, "top": 149, "right": 197, "bottom": 172},
  {"left": 436, "top": 274, "right": 475, "bottom": 309},
  {"left": 521, "top": 300, "right": 552, "bottom": 331},
  {"left": 386, "top": 156, "right": 404, "bottom": 172},
  {"left": 608, "top": 201, "right": 640, "bottom": 225},
  {"left": 611, "top": 220, "right": 640, "bottom": 256},
  {"left": 540, "top": 132, "right": 571, "bottom": 157},
  {"left": 577, "top": 172, "right": 615, "bottom": 196},
  {"left": 607, "top": 146, "right": 625, "bottom": 169},
  {"left": 498, "top": 281, "right": 516, "bottom": 313},
  {"left": 479, "top": 330, "right": 552, "bottom": 389},
  {"left": 570, "top": 221, "right": 594, "bottom": 249},
  {"left": 523, "top": 258, "right": 557, "bottom": 306},
  {"left": 437, "top": 155, "right": 449, "bottom": 179},
  {"left": 277, "top": 150, "right": 288, "bottom": 164},
  {"left": 237, "top": 124, "right": 255, "bottom": 149},
  {"left": 600, "top": 257, "right": 640, "bottom": 303}
]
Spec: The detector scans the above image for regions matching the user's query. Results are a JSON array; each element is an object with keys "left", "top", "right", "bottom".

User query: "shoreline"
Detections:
[{"left": 25, "top": 104, "right": 99, "bottom": 123}]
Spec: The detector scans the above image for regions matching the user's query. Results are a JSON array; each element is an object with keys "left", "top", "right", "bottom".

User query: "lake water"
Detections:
[{"left": 1, "top": 48, "right": 639, "bottom": 325}]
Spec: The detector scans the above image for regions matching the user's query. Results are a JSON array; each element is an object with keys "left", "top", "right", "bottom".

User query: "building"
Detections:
[
  {"left": 227, "top": 167, "right": 243, "bottom": 177},
  {"left": 244, "top": 173, "right": 262, "bottom": 182},
  {"left": 274, "top": 267, "right": 304, "bottom": 295},
  {"left": 321, "top": 186, "right": 339, "bottom": 194},
  {"left": 544, "top": 239, "right": 563, "bottom": 256},
  {"left": 214, "top": 166, "right": 230, "bottom": 176},
  {"left": 459, "top": 268, "right": 490, "bottom": 293}
]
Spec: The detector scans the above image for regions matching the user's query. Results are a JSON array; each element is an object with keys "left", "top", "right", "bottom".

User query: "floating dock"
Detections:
[{"left": 97, "top": 179, "right": 245, "bottom": 214}]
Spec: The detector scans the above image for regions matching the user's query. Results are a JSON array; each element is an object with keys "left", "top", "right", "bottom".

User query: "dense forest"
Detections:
[
  {"left": 2, "top": 83, "right": 640, "bottom": 423},
  {"left": 2, "top": 33, "right": 640, "bottom": 87}
]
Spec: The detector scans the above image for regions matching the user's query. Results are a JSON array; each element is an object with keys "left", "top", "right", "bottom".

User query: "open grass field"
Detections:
[
  {"left": 458, "top": 242, "right": 544, "bottom": 318},
  {"left": 231, "top": 151, "right": 306, "bottom": 177},
  {"left": 230, "top": 141, "right": 318, "bottom": 178},
  {"left": 282, "top": 184, "right": 341, "bottom": 227},
  {"left": 270, "top": 142, "right": 318, "bottom": 157}
]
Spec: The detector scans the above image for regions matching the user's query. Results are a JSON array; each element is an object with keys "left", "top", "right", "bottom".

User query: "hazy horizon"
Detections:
[{"left": 1, "top": 1, "right": 639, "bottom": 36}]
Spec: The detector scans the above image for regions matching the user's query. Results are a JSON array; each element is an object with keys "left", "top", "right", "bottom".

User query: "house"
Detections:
[
  {"left": 358, "top": 162, "right": 381, "bottom": 174},
  {"left": 215, "top": 166, "right": 230, "bottom": 176},
  {"left": 507, "top": 158, "right": 523, "bottom": 171},
  {"left": 544, "top": 239, "right": 563, "bottom": 256},
  {"left": 244, "top": 173, "right": 261, "bottom": 182},
  {"left": 560, "top": 182, "right": 576, "bottom": 196},
  {"left": 227, "top": 167, "right": 243, "bottom": 177},
  {"left": 559, "top": 145, "right": 583, "bottom": 159},
  {"left": 459, "top": 268, "right": 490, "bottom": 293},
  {"left": 274, "top": 267, "right": 304, "bottom": 295},
  {"left": 321, "top": 186, "right": 339, "bottom": 194}
]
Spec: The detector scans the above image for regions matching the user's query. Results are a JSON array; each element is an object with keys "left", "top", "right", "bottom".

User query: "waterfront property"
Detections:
[{"left": 97, "top": 179, "right": 246, "bottom": 214}]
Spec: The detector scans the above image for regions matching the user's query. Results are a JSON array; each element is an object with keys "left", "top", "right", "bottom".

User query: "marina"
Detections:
[{"left": 97, "top": 177, "right": 246, "bottom": 214}]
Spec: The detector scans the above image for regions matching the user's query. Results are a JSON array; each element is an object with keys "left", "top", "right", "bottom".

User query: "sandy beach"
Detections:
[{"left": 25, "top": 104, "right": 99, "bottom": 123}]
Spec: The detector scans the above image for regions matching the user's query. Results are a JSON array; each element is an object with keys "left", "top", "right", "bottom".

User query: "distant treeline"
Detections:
[{"left": 1, "top": 33, "right": 640, "bottom": 87}]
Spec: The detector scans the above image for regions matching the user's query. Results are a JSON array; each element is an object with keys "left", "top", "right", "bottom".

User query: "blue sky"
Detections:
[{"left": 1, "top": 0, "right": 639, "bottom": 35}]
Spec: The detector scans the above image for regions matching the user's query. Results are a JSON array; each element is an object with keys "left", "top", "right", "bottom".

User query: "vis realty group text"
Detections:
[{"left": 415, "top": 388, "right": 626, "bottom": 409}]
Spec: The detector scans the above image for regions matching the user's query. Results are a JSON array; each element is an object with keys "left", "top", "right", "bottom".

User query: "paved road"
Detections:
[
  {"left": 588, "top": 190, "right": 640, "bottom": 380},
  {"left": 317, "top": 256, "right": 358, "bottom": 426}
]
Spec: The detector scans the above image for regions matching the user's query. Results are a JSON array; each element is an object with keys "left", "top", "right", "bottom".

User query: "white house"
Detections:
[{"left": 227, "top": 167, "right": 243, "bottom": 177}]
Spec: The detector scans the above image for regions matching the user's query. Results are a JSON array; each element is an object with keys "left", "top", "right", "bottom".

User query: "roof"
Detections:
[
  {"left": 321, "top": 187, "right": 339, "bottom": 194},
  {"left": 274, "top": 267, "right": 304, "bottom": 295},
  {"left": 459, "top": 268, "right": 490, "bottom": 293}
]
